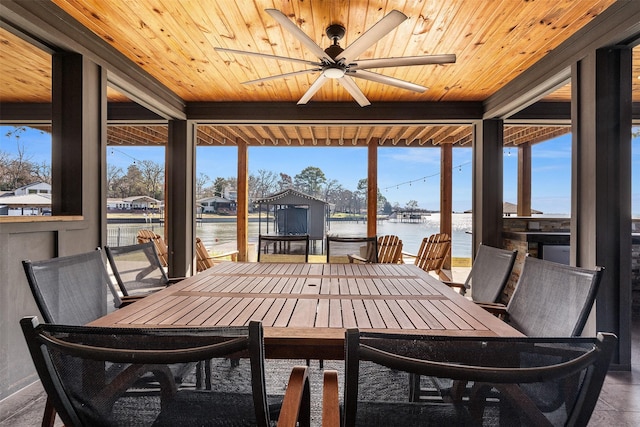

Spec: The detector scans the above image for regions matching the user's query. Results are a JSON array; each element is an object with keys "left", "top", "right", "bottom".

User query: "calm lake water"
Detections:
[{"left": 107, "top": 213, "right": 473, "bottom": 258}]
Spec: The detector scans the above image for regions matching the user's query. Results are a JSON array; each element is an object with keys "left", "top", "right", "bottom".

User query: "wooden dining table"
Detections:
[{"left": 90, "top": 261, "right": 522, "bottom": 360}]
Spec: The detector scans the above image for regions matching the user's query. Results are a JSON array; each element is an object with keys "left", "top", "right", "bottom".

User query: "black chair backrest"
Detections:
[
  {"left": 257, "top": 234, "right": 310, "bottom": 262},
  {"left": 343, "top": 328, "right": 616, "bottom": 427},
  {"left": 22, "top": 249, "right": 119, "bottom": 324},
  {"left": 20, "top": 316, "right": 272, "bottom": 427},
  {"left": 465, "top": 244, "right": 517, "bottom": 303},
  {"left": 326, "top": 236, "right": 378, "bottom": 263},
  {"left": 104, "top": 241, "right": 169, "bottom": 297},
  {"left": 506, "top": 256, "right": 604, "bottom": 337}
]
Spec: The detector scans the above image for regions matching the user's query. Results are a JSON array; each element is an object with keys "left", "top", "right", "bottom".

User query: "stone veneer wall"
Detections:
[{"left": 502, "top": 217, "right": 640, "bottom": 315}]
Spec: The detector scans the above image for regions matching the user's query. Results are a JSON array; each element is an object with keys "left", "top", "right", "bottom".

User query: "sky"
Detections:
[{"left": 2, "top": 125, "right": 640, "bottom": 215}]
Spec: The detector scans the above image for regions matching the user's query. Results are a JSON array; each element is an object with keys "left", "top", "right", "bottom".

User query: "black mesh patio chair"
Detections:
[
  {"left": 21, "top": 316, "right": 311, "bottom": 427},
  {"left": 258, "top": 234, "right": 310, "bottom": 263},
  {"left": 411, "top": 244, "right": 517, "bottom": 401},
  {"left": 22, "top": 249, "right": 123, "bottom": 325},
  {"left": 411, "top": 255, "right": 604, "bottom": 404},
  {"left": 322, "top": 329, "right": 616, "bottom": 427},
  {"left": 326, "top": 236, "right": 378, "bottom": 263},
  {"left": 481, "top": 255, "right": 604, "bottom": 337},
  {"left": 105, "top": 242, "right": 181, "bottom": 299},
  {"left": 443, "top": 243, "right": 517, "bottom": 304},
  {"left": 22, "top": 249, "right": 131, "bottom": 427}
]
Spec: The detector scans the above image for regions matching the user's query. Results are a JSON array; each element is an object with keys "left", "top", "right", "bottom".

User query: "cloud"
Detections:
[{"left": 381, "top": 147, "right": 441, "bottom": 165}]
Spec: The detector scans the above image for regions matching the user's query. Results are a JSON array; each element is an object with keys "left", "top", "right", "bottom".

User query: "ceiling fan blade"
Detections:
[
  {"left": 351, "top": 70, "right": 426, "bottom": 93},
  {"left": 243, "top": 69, "right": 321, "bottom": 85},
  {"left": 214, "top": 47, "right": 323, "bottom": 67},
  {"left": 339, "top": 10, "right": 407, "bottom": 64},
  {"left": 265, "top": 9, "right": 333, "bottom": 63},
  {"left": 298, "top": 75, "right": 329, "bottom": 105},
  {"left": 350, "top": 54, "right": 456, "bottom": 70},
  {"left": 338, "top": 76, "right": 371, "bottom": 107}
]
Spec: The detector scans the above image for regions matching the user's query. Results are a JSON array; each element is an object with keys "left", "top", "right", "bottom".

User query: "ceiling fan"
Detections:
[{"left": 215, "top": 9, "right": 456, "bottom": 107}]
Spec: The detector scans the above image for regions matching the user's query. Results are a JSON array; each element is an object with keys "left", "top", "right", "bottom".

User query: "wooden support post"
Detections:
[
  {"left": 237, "top": 140, "right": 249, "bottom": 261},
  {"left": 517, "top": 143, "right": 532, "bottom": 217},
  {"left": 440, "top": 144, "right": 453, "bottom": 269},
  {"left": 367, "top": 140, "right": 378, "bottom": 237}
]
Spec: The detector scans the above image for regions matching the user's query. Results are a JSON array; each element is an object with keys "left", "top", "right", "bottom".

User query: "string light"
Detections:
[
  {"left": 383, "top": 161, "right": 471, "bottom": 192},
  {"left": 109, "top": 147, "right": 141, "bottom": 165}
]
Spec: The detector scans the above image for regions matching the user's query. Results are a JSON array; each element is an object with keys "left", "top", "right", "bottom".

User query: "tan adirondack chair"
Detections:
[
  {"left": 377, "top": 235, "right": 404, "bottom": 264},
  {"left": 403, "top": 233, "right": 451, "bottom": 280},
  {"left": 136, "top": 229, "right": 169, "bottom": 267},
  {"left": 195, "top": 237, "right": 238, "bottom": 272}
]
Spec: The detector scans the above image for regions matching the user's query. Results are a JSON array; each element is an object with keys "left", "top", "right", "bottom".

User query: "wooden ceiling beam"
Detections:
[
  {"left": 294, "top": 127, "right": 305, "bottom": 145},
  {"left": 261, "top": 126, "right": 279, "bottom": 145},
  {"left": 378, "top": 127, "right": 398, "bottom": 146},
  {"left": 239, "top": 125, "right": 264, "bottom": 145},
  {"left": 405, "top": 126, "right": 431, "bottom": 146},
  {"left": 204, "top": 126, "right": 238, "bottom": 145},
  {"left": 363, "top": 127, "right": 376, "bottom": 146},
  {"left": 309, "top": 126, "right": 317, "bottom": 146},
  {"left": 394, "top": 126, "right": 411, "bottom": 145},
  {"left": 196, "top": 127, "right": 221, "bottom": 145},
  {"left": 352, "top": 126, "right": 362, "bottom": 146},
  {"left": 187, "top": 102, "right": 483, "bottom": 123},
  {"left": 275, "top": 126, "right": 290, "bottom": 145},
  {"left": 224, "top": 126, "right": 250, "bottom": 145}
]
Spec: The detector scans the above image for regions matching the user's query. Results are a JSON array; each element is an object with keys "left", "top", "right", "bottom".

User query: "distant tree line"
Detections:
[
  {"left": 1, "top": 128, "right": 425, "bottom": 212},
  {"left": 107, "top": 160, "right": 400, "bottom": 213}
]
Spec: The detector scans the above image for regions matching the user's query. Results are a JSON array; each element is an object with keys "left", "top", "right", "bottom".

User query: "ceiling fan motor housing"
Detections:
[
  {"left": 326, "top": 24, "right": 346, "bottom": 42},
  {"left": 324, "top": 24, "right": 346, "bottom": 61}
]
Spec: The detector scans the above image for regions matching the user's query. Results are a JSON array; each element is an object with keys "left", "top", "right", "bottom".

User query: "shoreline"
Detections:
[{"left": 107, "top": 213, "right": 474, "bottom": 262}]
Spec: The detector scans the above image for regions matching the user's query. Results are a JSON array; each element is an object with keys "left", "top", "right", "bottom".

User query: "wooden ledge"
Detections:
[{"left": 0, "top": 215, "right": 83, "bottom": 223}]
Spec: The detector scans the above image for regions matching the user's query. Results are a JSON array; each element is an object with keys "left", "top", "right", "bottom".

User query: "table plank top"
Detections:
[{"left": 91, "top": 262, "right": 522, "bottom": 359}]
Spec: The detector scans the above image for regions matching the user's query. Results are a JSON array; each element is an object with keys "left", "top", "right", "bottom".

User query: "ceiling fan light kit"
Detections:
[{"left": 215, "top": 9, "right": 456, "bottom": 107}]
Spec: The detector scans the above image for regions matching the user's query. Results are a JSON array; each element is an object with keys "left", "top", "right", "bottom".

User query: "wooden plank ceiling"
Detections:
[
  {"left": 49, "top": 0, "right": 617, "bottom": 103},
  {"left": 0, "top": 0, "right": 627, "bottom": 146}
]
